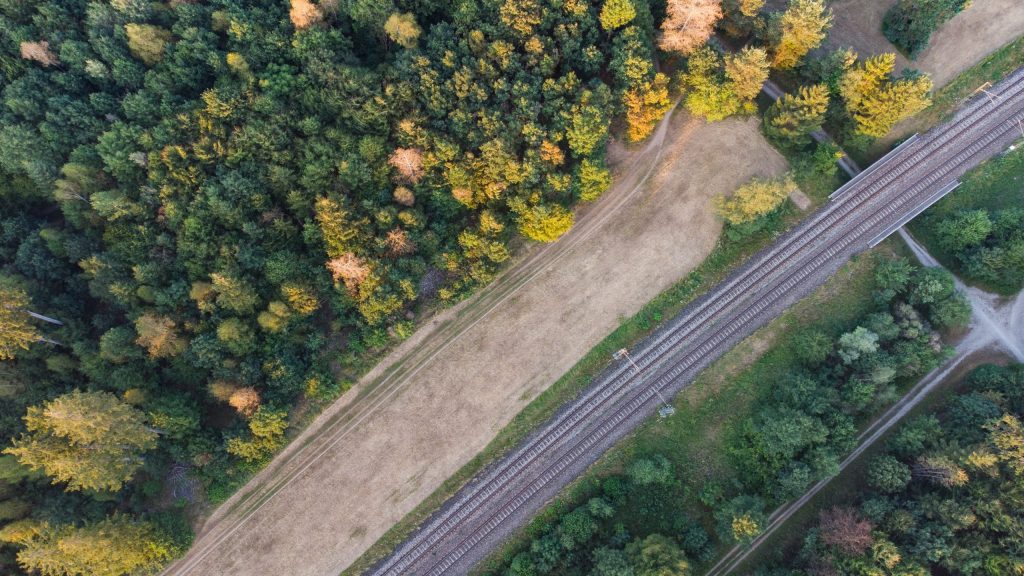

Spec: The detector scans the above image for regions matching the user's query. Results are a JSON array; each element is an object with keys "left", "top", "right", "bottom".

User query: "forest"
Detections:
[
  {"left": 760, "top": 363, "right": 1024, "bottom": 575},
  {"left": 488, "top": 257, "right": 972, "bottom": 576},
  {"left": 0, "top": 0, "right": 946, "bottom": 573},
  {"left": 0, "top": 0, "right": 664, "bottom": 572}
]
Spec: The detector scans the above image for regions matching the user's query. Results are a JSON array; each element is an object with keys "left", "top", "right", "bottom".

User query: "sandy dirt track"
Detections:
[
  {"left": 162, "top": 112, "right": 787, "bottom": 576},
  {"left": 823, "top": 0, "right": 1024, "bottom": 87}
]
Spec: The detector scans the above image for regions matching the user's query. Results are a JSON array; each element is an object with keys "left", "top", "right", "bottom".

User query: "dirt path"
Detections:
[
  {"left": 162, "top": 111, "right": 787, "bottom": 576},
  {"left": 704, "top": 344, "right": 1002, "bottom": 576},
  {"left": 823, "top": 0, "right": 1024, "bottom": 87},
  {"left": 707, "top": 230, "right": 1024, "bottom": 576}
]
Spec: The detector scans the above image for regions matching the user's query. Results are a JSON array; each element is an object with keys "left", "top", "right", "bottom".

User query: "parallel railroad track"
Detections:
[{"left": 372, "top": 67, "right": 1024, "bottom": 575}]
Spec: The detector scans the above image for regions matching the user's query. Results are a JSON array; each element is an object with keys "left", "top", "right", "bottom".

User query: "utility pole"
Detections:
[
  {"left": 614, "top": 348, "right": 676, "bottom": 417},
  {"left": 972, "top": 83, "right": 1023, "bottom": 144},
  {"left": 973, "top": 82, "right": 1000, "bottom": 105}
]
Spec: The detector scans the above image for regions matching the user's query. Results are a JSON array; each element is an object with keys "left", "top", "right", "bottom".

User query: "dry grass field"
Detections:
[
  {"left": 163, "top": 112, "right": 788, "bottom": 576},
  {"left": 824, "top": 0, "right": 1024, "bottom": 87}
]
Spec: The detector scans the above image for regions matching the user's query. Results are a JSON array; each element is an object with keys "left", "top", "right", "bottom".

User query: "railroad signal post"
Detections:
[{"left": 613, "top": 348, "right": 676, "bottom": 418}]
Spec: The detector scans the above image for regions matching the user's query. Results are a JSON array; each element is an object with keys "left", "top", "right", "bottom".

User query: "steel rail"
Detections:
[
  {"left": 371, "top": 72, "right": 1024, "bottom": 576},
  {"left": 413, "top": 108, "right": 1024, "bottom": 576},
  {"left": 370, "top": 70, "right": 1024, "bottom": 576}
]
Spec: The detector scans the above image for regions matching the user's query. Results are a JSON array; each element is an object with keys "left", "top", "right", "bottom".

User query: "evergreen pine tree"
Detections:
[{"left": 764, "top": 84, "right": 830, "bottom": 145}]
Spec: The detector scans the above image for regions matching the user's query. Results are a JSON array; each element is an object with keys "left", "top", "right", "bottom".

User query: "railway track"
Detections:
[{"left": 371, "top": 67, "right": 1024, "bottom": 575}]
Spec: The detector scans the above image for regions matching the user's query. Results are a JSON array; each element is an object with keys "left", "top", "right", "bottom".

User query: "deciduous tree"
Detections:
[
  {"left": 124, "top": 24, "right": 173, "bottom": 66},
  {"left": 987, "top": 414, "right": 1024, "bottom": 474},
  {"left": 818, "top": 507, "right": 874, "bottom": 555},
  {"left": 388, "top": 148, "right": 425, "bottom": 183},
  {"left": 883, "top": 0, "right": 970, "bottom": 57},
  {"left": 0, "top": 515, "right": 175, "bottom": 576},
  {"left": 134, "top": 314, "right": 186, "bottom": 358},
  {"left": 659, "top": 0, "right": 723, "bottom": 55},
  {"left": 290, "top": 0, "right": 323, "bottom": 30},
  {"left": 384, "top": 13, "right": 421, "bottom": 48},
  {"left": 770, "top": 0, "right": 832, "bottom": 69},
  {"left": 514, "top": 202, "right": 575, "bottom": 243},
  {"left": 681, "top": 48, "right": 743, "bottom": 122},
  {"left": 600, "top": 0, "right": 637, "bottom": 31},
  {"left": 725, "top": 47, "right": 770, "bottom": 101},
  {"left": 0, "top": 286, "right": 39, "bottom": 361},
  {"left": 19, "top": 41, "right": 59, "bottom": 67},
  {"left": 738, "top": 0, "right": 765, "bottom": 17},
  {"left": 5, "top": 391, "right": 157, "bottom": 492},
  {"left": 840, "top": 53, "right": 933, "bottom": 138},
  {"left": 623, "top": 73, "right": 672, "bottom": 141},
  {"left": 715, "top": 174, "right": 798, "bottom": 225},
  {"left": 226, "top": 406, "right": 288, "bottom": 463},
  {"left": 626, "top": 534, "right": 691, "bottom": 576}
]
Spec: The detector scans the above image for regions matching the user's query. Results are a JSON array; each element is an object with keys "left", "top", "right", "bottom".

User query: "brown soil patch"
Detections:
[
  {"left": 163, "top": 112, "right": 787, "bottom": 576},
  {"left": 824, "top": 0, "right": 1024, "bottom": 87}
]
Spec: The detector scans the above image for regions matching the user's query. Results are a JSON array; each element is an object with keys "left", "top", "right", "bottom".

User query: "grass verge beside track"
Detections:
[
  {"left": 471, "top": 238, "right": 908, "bottom": 575},
  {"left": 343, "top": 201, "right": 807, "bottom": 575}
]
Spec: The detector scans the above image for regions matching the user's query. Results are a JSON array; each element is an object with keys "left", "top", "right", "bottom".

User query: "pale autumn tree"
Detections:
[
  {"left": 659, "top": 0, "right": 723, "bottom": 55},
  {"left": 385, "top": 229, "right": 415, "bottom": 256},
  {"left": 393, "top": 186, "right": 415, "bottom": 206},
  {"left": 818, "top": 507, "right": 874, "bottom": 556},
  {"left": 228, "top": 387, "right": 261, "bottom": 417},
  {"left": 326, "top": 253, "right": 371, "bottom": 292},
  {"left": 388, "top": 147, "right": 425, "bottom": 183},
  {"left": 19, "top": 41, "right": 59, "bottom": 67},
  {"left": 290, "top": 0, "right": 323, "bottom": 30}
]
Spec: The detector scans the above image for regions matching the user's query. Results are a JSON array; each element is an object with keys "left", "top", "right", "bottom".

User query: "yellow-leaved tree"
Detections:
[
  {"left": 770, "top": 0, "right": 832, "bottom": 69},
  {"left": 725, "top": 46, "right": 770, "bottom": 101},
  {"left": 226, "top": 406, "right": 288, "bottom": 463},
  {"left": 0, "top": 515, "right": 174, "bottom": 576},
  {"left": 840, "top": 53, "right": 932, "bottom": 138},
  {"left": 0, "top": 285, "right": 39, "bottom": 361},
  {"left": 5, "top": 390, "right": 157, "bottom": 492},
  {"left": 600, "top": 0, "right": 637, "bottom": 31},
  {"left": 764, "top": 83, "right": 830, "bottom": 144},
  {"left": 124, "top": 24, "right": 173, "bottom": 66},
  {"left": 385, "top": 13, "right": 421, "bottom": 48},
  {"left": 512, "top": 200, "right": 575, "bottom": 243},
  {"left": 623, "top": 73, "right": 672, "bottom": 141},
  {"left": 716, "top": 174, "right": 798, "bottom": 225}
]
